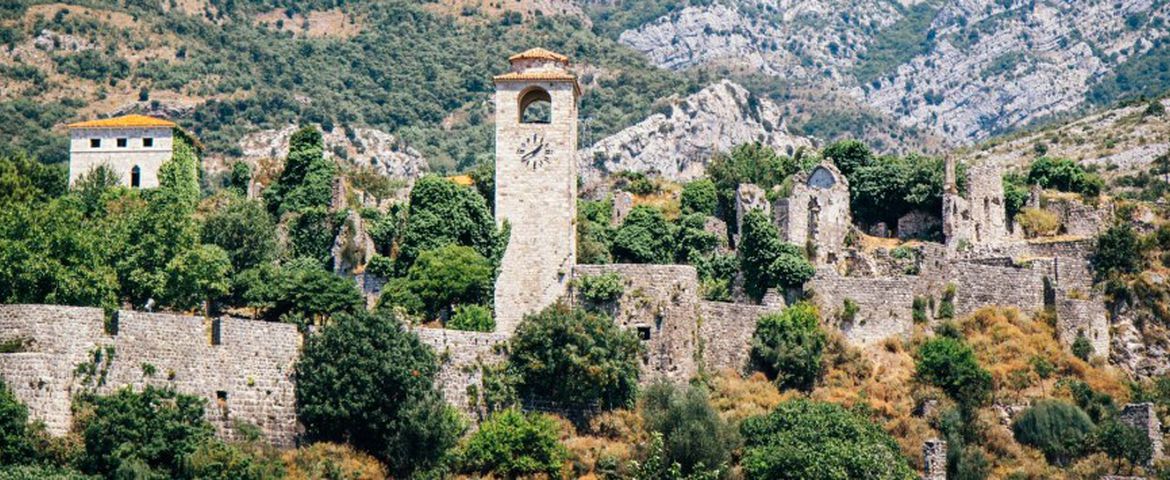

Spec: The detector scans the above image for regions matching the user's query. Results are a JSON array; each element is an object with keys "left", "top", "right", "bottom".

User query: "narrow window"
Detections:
[
  {"left": 130, "top": 165, "right": 141, "bottom": 188},
  {"left": 116, "top": 138, "right": 127, "bottom": 148},
  {"left": 211, "top": 318, "right": 222, "bottom": 346},
  {"left": 215, "top": 390, "right": 229, "bottom": 416},
  {"left": 142, "top": 137, "right": 154, "bottom": 147},
  {"left": 90, "top": 138, "right": 100, "bottom": 148}
]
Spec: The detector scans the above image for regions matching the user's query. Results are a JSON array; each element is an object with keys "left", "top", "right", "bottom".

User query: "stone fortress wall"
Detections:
[{"left": 0, "top": 305, "right": 300, "bottom": 447}]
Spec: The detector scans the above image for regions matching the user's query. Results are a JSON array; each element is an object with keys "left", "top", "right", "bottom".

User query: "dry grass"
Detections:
[
  {"left": 707, "top": 370, "right": 784, "bottom": 424},
  {"left": 282, "top": 442, "right": 389, "bottom": 480}
]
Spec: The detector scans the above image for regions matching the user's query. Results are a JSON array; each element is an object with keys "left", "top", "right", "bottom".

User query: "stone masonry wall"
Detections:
[
  {"left": 809, "top": 270, "right": 920, "bottom": 345},
  {"left": 413, "top": 328, "right": 508, "bottom": 416},
  {"left": 781, "top": 163, "right": 852, "bottom": 265},
  {"left": 699, "top": 301, "right": 779, "bottom": 373},
  {"left": 0, "top": 305, "right": 300, "bottom": 447},
  {"left": 572, "top": 264, "right": 704, "bottom": 384}
]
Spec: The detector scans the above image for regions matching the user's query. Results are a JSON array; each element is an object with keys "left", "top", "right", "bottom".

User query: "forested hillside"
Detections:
[{"left": 0, "top": 0, "right": 695, "bottom": 170}]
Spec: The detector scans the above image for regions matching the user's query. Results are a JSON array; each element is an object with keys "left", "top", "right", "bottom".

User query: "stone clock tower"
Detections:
[{"left": 492, "top": 48, "right": 579, "bottom": 333}]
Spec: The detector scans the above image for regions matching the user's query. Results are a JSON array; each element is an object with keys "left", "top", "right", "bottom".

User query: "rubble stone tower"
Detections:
[{"left": 492, "top": 48, "right": 579, "bottom": 332}]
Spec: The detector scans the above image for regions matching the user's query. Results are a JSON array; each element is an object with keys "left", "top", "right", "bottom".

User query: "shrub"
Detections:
[
  {"left": 365, "top": 254, "right": 394, "bottom": 277},
  {"left": 1072, "top": 332, "right": 1093, "bottom": 361},
  {"left": 1093, "top": 224, "right": 1142, "bottom": 279},
  {"left": 739, "top": 210, "right": 813, "bottom": 301},
  {"left": 264, "top": 126, "right": 335, "bottom": 216},
  {"left": 674, "top": 213, "right": 720, "bottom": 262},
  {"left": 202, "top": 197, "right": 276, "bottom": 272},
  {"left": 749, "top": 302, "right": 827, "bottom": 392},
  {"left": 0, "top": 378, "right": 31, "bottom": 465},
  {"left": 680, "top": 179, "right": 717, "bottom": 215},
  {"left": 295, "top": 309, "right": 465, "bottom": 477},
  {"left": 281, "top": 443, "right": 388, "bottom": 480},
  {"left": 510, "top": 304, "right": 642, "bottom": 411},
  {"left": 458, "top": 409, "right": 567, "bottom": 478},
  {"left": 0, "top": 465, "right": 95, "bottom": 479},
  {"left": 79, "top": 386, "right": 214, "bottom": 478},
  {"left": 447, "top": 304, "right": 494, "bottom": 332},
  {"left": 912, "top": 296, "right": 928, "bottom": 323},
  {"left": 1016, "top": 208, "right": 1060, "bottom": 238},
  {"left": 1011, "top": 400, "right": 1095, "bottom": 466},
  {"left": 183, "top": 440, "right": 276, "bottom": 480},
  {"left": 577, "top": 272, "right": 625, "bottom": 305},
  {"left": 612, "top": 205, "right": 675, "bottom": 264},
  {"left": 938, "top": 283, "right": 957, "bottom": 319},
  {"left": 915, "top": 336, "right": 992, "bottom": 409},
  {"left": 640, "top": 382, "right": 736, "bottom": 476},
  {"left": 740, "top": 398, "right": 916, "bottom": 480}
]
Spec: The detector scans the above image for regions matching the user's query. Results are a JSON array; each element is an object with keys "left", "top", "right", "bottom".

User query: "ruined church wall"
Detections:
[
  {"left": 0, "top": 305, "right": 300, "bottom": 447},
  {"left": 946, "top": 262, "right": 1046, "bottom": 318}
]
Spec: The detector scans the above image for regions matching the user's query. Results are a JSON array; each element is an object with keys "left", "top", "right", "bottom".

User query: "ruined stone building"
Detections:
[
  {"left": 68, "top": 114, "right": 176, "bottom": 189},
  {"left": 773, "top": 162, "right": 852, "bottom": 265}
]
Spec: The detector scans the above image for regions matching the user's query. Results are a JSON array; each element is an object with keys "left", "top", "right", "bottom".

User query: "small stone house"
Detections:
[{"left": 68, "top": 114, "right": 176, "bottom": 189}]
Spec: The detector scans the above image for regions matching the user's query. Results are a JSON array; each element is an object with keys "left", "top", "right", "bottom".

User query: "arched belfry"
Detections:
[{"left": 492, "top": 48, "right": 580, "bottom": 332}]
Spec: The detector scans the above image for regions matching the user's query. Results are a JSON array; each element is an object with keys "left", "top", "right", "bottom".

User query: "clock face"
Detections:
[{"left": 517, "top": 133, "right": 553, "bottom": 170}]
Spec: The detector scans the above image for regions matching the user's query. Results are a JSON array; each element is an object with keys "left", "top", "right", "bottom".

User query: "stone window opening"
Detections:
[
  {"left": 142, "top": 137, "right": 153, "bottom": 147},
  {"left": 90, "top": 138, "right": 100, "bottom": 148},
  {"left": 116, "top": 138, "right": 127, "bottom": 148},
  {"left": 210, "top": 319, "right": 222, "bottom": 346},
  {"left": 636, "top": 325, "right": 651, "bottom": 341},
  {"left": 215, "top": 391, "right": 228, "bottom": 417},
  {"left": 130, "top": 166, "right": 141, "bottom": 188},
  {"left": 518, "top": 87, "right": 552, "bottom": 124}
]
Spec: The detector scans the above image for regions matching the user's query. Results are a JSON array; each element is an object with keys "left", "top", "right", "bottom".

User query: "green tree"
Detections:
[
  {"left": 118, "top": 134, "right": 202, "bottom": 305},
  {"left": 162, "top": 244, "right": 233, "bottom": 313},
  {"left": 0, "top": 378, "right": 31, "bottom": 465},
  {"left": 0, "top": 197, "right": 121, "bottom": 309},
  {"left": 201, "top": 197, "right": 278, "bottom": 272},
  {"left": 1027, "top": 157, "right": 1103, "bottom": 197},
  {"left": 79, "top": 386, "right": 214, "bottom": 478},
  {"left": 738, "top": 209, "right": 813, "bottom": 301},
  {"left": 295, "top": 309, "right": 464, "bottom": 477},
  {"left": 287, "top": 207, "right": 337, "bottom": 269},
  {"left": 264, "top": 126, "right": 336, "bottom": 216},
  {"left": 0, "top": 151, "right": 64, "bottom": 206},
  {"left": 510, "top": 304, "right": 642, "bottom": 410},
  {"left": 822, "top": 139, "right": 873, "bottom": 177},
  {"left": 396, "top": 175, "right": 503, "bottom": 274},
  {"left": 740, "top": 398, "right": 916, "bottom": 480},
  {"left": 1094, "top": 419, "right": 1153, "bottom": 472},
  {"left": 236, "top": 261, "right": 363, "bottom": 325},
  {"left": 388, "top": 244, "right": 494, "bottom": 319},
  {"left": 228, "top": 162, "right": 251, "bottom": 197},
  {"left": 708, "top": 143, "right": 798, "bottom": 229},
  {"left": 849, "top": 154, "right": 948, "bottom": 227},
  {"left": 458, "top": 408, "right": 567, "bottom": 478},
  {"left": 1093, "top": 224, "right": 1142, "bottom": 279},
  {"left": 674, "top": 213, "right": 719, "bottom": 263},
  {"left": 749, "top": 302, "right": 827, "bottom": 392},
  {"left": 611, "top": 205, "right": 675, "bottom": 264},
  {"left": 577, "top": 198, "right": 614, "bottom": 264},
  {"left": 0, "top": 465, "right": 95, "bottom": 479},
  {"left": 680, "top": 179, "right": 717, "bottom": 216},
  {"left": 1010, "top": 400, "right": 1095, "bottom": 466},
  {"left": 640, "top": 382, "right": 736, "bottom": 476},
  {"left": 916, "top": 336, "right": 992, "bottom": 409}
]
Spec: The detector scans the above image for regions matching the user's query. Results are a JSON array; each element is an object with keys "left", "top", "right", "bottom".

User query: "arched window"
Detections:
[
  {"left": 130, "top": 165, "right": 141, "bottom": 188},
  {"left": 518, "top": 87, "right": 552, "bottom": 124}
]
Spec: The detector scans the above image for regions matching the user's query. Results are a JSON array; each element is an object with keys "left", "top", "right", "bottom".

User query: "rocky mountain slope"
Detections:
[
  {"left": 237, "top": 125, "right": 429, "bottom": 181},
  {"left": 579, "top": 80, "right": 812, "bottom": 185},
  {"left": 616, "top": 0, "right": 1170, "bottom": 145}
]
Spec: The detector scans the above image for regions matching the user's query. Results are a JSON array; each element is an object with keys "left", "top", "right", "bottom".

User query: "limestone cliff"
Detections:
[
  {"left": 578, "top": 80, "right": 813, "bottom": 186},
  {"left": 617, "top": 0, "right": 1170, "bottom": 145},
  {"left": 238, "top": 125, "right": 429, "bottom": 180}
]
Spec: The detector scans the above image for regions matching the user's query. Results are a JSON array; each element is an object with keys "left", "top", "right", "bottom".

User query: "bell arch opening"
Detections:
[
  {"left": 130, "top": 165, "right": 141, "bottom": 188},
  {"left": 518, "top": 87, "right": 552, "bottom": 124}
]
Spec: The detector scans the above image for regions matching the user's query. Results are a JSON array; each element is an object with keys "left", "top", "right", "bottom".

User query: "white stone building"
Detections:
[
  {"left": 68, "top": 114, "right": 176, "bottom": 188},
  {"left": 492, "top": 48, "right": 580, "bottom": 332}
]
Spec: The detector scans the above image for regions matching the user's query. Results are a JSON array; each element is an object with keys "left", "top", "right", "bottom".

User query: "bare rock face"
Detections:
[
  {"left": 239, "top": 125, "right": 428, "bottom": 180},
  {"left": 579, "top": 80, "right": 812, "bottom": 187},
  {"left": 618, "top": 0, "right": 1170, "bottom": 144}
]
